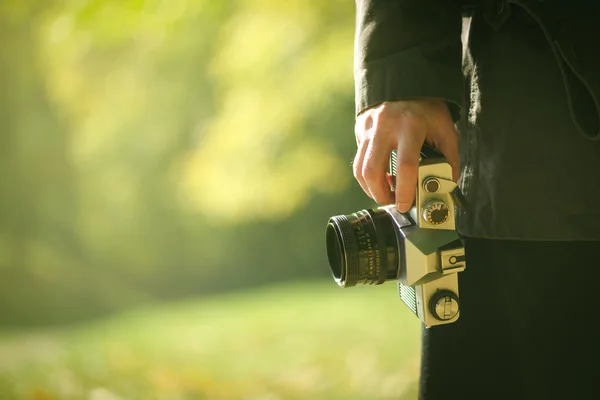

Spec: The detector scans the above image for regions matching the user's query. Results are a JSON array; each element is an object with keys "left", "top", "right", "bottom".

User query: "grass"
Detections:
[{"left": 0, "top": 280, "right": 422, "bottom": 400}]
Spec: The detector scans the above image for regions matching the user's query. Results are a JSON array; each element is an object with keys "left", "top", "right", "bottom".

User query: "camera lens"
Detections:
[{"left": 326, "top": 208, "right": 401, "bottom": 287}]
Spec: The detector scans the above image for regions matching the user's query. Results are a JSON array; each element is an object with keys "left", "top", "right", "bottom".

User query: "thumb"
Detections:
[{"left": 395, "top": 122, "right": 426, "bottom": 213}]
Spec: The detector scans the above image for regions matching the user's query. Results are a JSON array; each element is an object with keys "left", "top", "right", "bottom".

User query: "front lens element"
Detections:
[{"left": 325, "top": 208, "right": 399, "bottom": 287}]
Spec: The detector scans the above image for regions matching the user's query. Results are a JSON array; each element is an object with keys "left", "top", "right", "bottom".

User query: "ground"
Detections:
[{"left": 0, "top": 281, "right": 421, "bottom": 400}]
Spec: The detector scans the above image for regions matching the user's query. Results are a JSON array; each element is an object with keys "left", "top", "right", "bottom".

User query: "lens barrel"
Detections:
[{"left": 326, "top": 208, "right": 400, "bottom": 287}]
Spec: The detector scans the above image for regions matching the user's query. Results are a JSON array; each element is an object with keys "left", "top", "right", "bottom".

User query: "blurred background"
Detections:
[{"left": 0, "top": 0, "right": 421, "bottom": 399}]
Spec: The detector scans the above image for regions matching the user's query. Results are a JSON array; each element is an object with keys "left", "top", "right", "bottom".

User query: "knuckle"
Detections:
[
  {"left": 374, "top": 107, "right": 394, "bottom": 127},
  {"left": 361, "top": 164, "right": 377, "bottom": 179},
  {"left": 374, "top": 104, "right": 410, "bottom": 133},
  {"left": 377, "top": 102, "right": 397, "bottom": 118},
  {"left": 379, "top": 100, "right": 411, "bottom": 119},
  {"left": 356, "top": 111, "right": 375, "bottom": 137}
]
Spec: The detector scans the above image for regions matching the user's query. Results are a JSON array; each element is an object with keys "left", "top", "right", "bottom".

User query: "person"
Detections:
[{"left": 351, "top": 0, "right": 600, "bottom": 398}]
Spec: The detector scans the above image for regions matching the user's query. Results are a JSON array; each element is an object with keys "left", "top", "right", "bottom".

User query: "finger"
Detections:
[
  {"left": 353, "top": 138, "right": 372, "bottom": 198},
  {"left": 363, "top": 138, "right": 395, "bottom": 205},
  {"left": 354, "top": 112, "right": 374, "bottom": 146},
  {"left": 395, "top": 120, "right": 426, "bottom": 212}
]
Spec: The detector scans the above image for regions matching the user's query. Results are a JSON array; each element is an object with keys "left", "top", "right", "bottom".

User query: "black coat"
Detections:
[{"left": 355, "top": 0, "right": 600, "bottom": 240}]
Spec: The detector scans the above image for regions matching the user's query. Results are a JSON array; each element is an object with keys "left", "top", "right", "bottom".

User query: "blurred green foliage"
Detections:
[
  {"left": 0, "top": 281, "right": 421, "bottom": 400},
  {"left": 0, "top": 3, "right": 424, "bottom": 398},
  {"left": 0, "top": 0, "right": 373, "bottom": 326}
]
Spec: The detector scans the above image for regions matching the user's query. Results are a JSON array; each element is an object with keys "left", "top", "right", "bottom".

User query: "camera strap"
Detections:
[{"left": 450, "top": 186, "right": 468, "bottom": 210}]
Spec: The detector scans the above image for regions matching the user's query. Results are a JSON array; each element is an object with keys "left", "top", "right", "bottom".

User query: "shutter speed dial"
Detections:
[{"left": 422, "top": 200, "right": 449, "bottom": 225}]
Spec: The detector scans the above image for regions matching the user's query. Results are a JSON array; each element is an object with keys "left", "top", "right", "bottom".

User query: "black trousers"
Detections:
[{"left": 419, "top": 238, "right": 600, "bottom": 400}]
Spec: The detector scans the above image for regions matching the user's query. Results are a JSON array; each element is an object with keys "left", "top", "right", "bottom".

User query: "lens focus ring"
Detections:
[{"left": 326, "top": 208, "right": 399, "bottom": 288}]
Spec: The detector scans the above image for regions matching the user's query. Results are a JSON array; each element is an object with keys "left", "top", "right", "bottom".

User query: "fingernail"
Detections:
[{"left": 396, "top": 202, "right": 411, "bottom": 213}]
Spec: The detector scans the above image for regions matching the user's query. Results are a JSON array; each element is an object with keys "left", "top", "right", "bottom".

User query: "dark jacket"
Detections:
[{"left": 355, "top": 0, "right": 600, "bottom": 240}]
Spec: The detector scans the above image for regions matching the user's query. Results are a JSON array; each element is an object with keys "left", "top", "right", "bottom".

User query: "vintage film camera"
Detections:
[{"left": 325, "top": 147, "right": 467, "bottom": 328}]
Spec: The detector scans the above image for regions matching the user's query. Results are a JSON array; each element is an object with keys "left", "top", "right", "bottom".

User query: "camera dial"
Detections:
[
  {"left": 326, "top": 149, "right": 466, "bottom": 327},
  {"left": 422, "top": 200, "right": 449, "bottom": 225},
  {"left": 423, "top": 177, "right": 440, "bottom": 193},
  {"left": 429, "top": 290, "right": 460, "bottom": 321}
]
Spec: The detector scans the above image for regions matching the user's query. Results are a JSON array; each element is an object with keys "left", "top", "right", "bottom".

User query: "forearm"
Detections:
[{"left": 354, "top": 0, "right": 464, "bottom": 119}]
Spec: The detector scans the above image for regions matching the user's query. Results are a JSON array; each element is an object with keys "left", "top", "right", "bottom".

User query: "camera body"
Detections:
[
  {"left": 325, "top": 149, "right": 467, "bottom": 328},
  {"left": 389, "top": 150, "right": 465, "bottom": 327}
]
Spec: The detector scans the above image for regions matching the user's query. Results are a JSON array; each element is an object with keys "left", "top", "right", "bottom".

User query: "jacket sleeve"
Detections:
[{"left": 354, "top": 0, "right": 464, "bottom": 119}]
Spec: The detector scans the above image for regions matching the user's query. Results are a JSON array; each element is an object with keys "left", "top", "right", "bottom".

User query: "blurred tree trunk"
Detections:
[{"left": 0, "top": 3, "right": 89, "bottom": 324}]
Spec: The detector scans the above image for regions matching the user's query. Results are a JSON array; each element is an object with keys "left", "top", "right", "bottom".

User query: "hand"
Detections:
[{"left": 353, "top": 99, "right": 460, "bottom": 212}]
